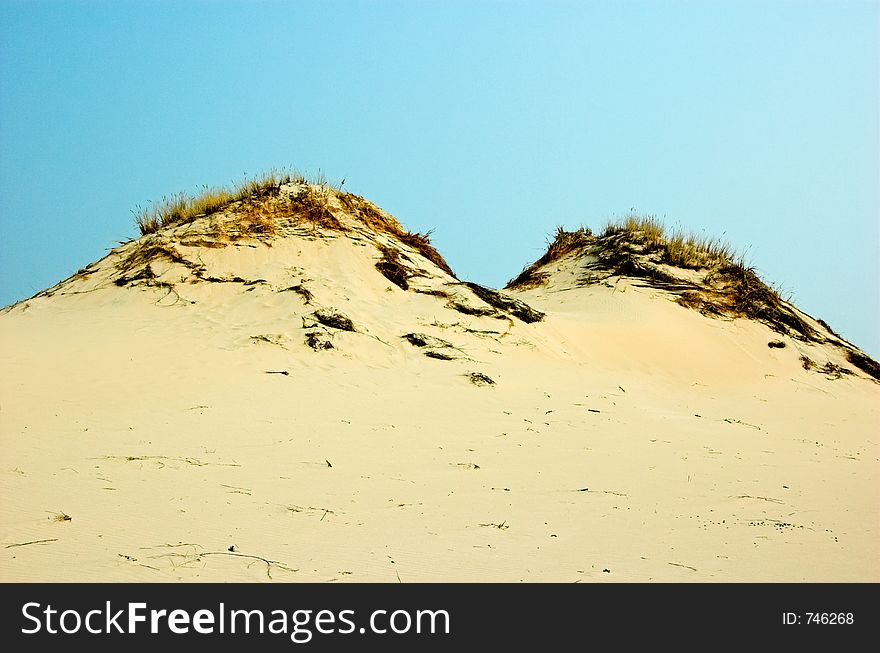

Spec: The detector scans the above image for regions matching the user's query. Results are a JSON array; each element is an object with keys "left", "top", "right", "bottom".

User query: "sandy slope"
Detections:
[{"left": 1, "top": 187, "right": 877, "bottom": 582}]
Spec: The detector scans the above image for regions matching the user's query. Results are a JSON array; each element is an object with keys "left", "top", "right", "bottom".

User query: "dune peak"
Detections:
[{"left": 506, "top": 219, "right": 879, "bottom": 381}]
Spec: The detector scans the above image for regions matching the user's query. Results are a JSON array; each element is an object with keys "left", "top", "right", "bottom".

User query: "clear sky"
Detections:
[{"left": 1, "top": 0, "right": 877, "bottom": 355}]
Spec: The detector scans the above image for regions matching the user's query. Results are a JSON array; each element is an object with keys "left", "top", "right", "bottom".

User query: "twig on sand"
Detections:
[
  {"left": 117, "top": 554, "right": 161, "bottom": 571},
  {"left": 722, "top": 418, "right": 761, "bottom": 431},
  {"left": 195, "top": 551, "right": 298, "bottom": 579},
  {"left": 668, "top": 562, "right": 698, "bottom": 572},
  {"left": 5, "top": 538, "right": 59, "bottom": 549},
  {"left": 790, "top": 378, "right": 831, "bottom": 395},
  {"left": 146, "top": 546, "right": 297, "bottom": 579},
  {"left": 575, "top": 488, "right": 627, "bottom": 497},
  {"left": 97, "top": 455, "right": 240, "bottom": 467},
  {"left": 735, "top": 495, "right": 783, "bottom": 504}
]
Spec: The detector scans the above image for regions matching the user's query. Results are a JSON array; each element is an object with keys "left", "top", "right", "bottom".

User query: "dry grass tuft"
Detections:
[
  {"left": 375, "top": 245, "right": 411, "bottom": 290},
  {"left": 818, "top": 361, "right": 852, "bottom": 379},
  {"left": 337, "top": 193, "right": 456, "bottom": 278},
  {"left": 415, "top": 289, "right": 453, "bottom": 299},
  {"left": 845, "top": 349, "right": 880, "bottom": 381},
  {"left": 284, "top": 185, "right": 344, "bottom": 230},
  {"left": 664, "top": 231, "right": 737, "bottom": 269},
  {"left": 447, "top": 301, "right": 500, "bottom": 318},
  {"left": 135, "top": 170, "right": 305, "bottom": 235},
  {"left": 402, "top": 333, "right": 453, "bottom": 348},
  {"left": 462, "top": 282, "right": 544, "bottom": 323},
  {"left": 280, "top": 284, "right": 313, "bottom": 304},
  {"left": 305, "top": 331, "right": 334, "bottom": 350},
  {"left": 116, "top": 240, "right": 206, "bottom": 278},
  {"left": 507, "top": 226, "right": 593, "bottom": 288},
  {"left": 508, "top": 217, "right": 819, "bottom": 340},
  {"left": 397, "top": 231, "right": 453, "bottom": 276},
  {"left": 466, "top": 372, "right": 496, "bottom": 386},
  {"left": 602, "top": 215, "right": 665, "bottom": 246},
  {"left": 197, "top": 182, "right": 342, "bottom": 242},
  {"left": 313, "top": 308, "right": 356, "bottom": 332},
  {"left": 132, "top": 171, "right": 455, "bottom": 278},
  {"left": 704, "top": 264, "right": 815, "bottom": 339},
  {"left": 601, "top": 215, "right": 737, "bottom": 269},
  {"left": 424, "top": 351, "right": 455, "bottom": 360}
]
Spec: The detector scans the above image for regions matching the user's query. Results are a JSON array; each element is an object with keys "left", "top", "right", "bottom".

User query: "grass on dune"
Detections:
[
  {"left": 509, "top": 215, "right": 744, "bottom": 287},
  {"left": 508, "top": 215, "right": 818, "bottom": 341},
  {"left": 134, "top": 170, "right": 316, "bottom": 235},
  {"left": 336, "top": 192, "right": 456, "bottom": 277},
  {"left": 130, "top": 168, "right": 456, "bottom": 278},
  {"left": 600, "top": 215, "right": 740, "bottom": 270}
]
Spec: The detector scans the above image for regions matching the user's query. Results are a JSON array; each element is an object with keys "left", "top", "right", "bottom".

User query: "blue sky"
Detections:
[{"left": 1, "top": 0, "right": 877, "bottom": 355}]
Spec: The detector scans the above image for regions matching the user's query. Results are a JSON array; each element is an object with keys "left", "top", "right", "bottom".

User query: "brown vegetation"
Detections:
[
  {"left": 132, "top": 171, "right": 456, "bottom": 279},
  {"left": 375, "top": 246, "right": 411, "bottom": 290},
  {"left": 337, "top": 192, "right": 455, "bottom": 278},
  {"left": 305, "top": 331, "right": 334, "bottom": 350},
  {"left": 466, "top": 372, "right": 495, "bottom": 386},
  {"left": 281, "top": 284, "right": 313, "bottom": 304},
  {"left": 135, "top": 170, "right": 303, "bottom": 235},
  {"left": 402, "top": 333, "right": 453, "bottom": 349},
  {"left": 845, "top": 349, "right": 880, "bottom": 381},
  {"left": 461, "top": 282, "right": 544, "bottom": 323},
  {"left": 507, "top": 226, "right": 593, "bottom": 288},
  {"left": 508, "top": 217, "right": 817, "bottom": 340},
  {"left": 313, "top": 308, "right": 356, "bottom": 332}
]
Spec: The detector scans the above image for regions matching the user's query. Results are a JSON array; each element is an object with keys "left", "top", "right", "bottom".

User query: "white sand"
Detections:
[{"left": 1, "top": 191, "right": 877, "bottom": 581}]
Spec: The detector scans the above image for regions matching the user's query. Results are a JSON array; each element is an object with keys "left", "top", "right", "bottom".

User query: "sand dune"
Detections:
[{"left": 1, "top": 181, "right": 877, "bottom": 581}]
